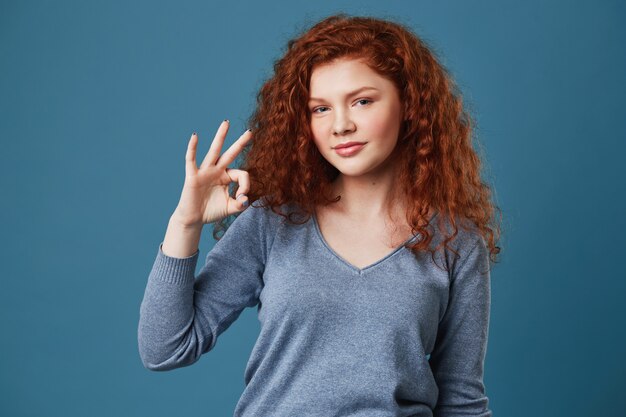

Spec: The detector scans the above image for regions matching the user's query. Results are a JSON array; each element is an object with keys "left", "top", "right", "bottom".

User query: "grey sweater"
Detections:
[{"left": 138, "top": 201, "right": 492, "bottom": 417}]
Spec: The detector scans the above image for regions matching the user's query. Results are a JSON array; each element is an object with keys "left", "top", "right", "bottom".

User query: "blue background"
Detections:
[{"left": 1, "top": 0, "right": 625, "bottom": 416}]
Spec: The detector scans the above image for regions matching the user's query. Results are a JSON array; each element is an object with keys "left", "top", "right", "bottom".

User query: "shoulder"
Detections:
[
  {"left": 429, "top": 215, "right": 487, "bottom": 276},
  {"left": 212, "top": 198, "right": 287, "bottom": 264},
  {"left": 226, "top": 196, "right": 294, "bottom": 240},
  {"left": 449, "top": 228, "right": 489, "bottom": 280},
  {"left": 239, "top": 197, "right": 307, "bottom": 225},
  {"left": 228, "top": 199, "right": 278, "bottom": 234}
]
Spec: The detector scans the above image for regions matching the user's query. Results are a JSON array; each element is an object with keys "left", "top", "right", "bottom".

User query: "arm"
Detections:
[
  {"left": 137, "top": 203, "right": 270, "bottom": 371},
  {"left": 430, "top": 234, "right": 493, "bottom": 417}
]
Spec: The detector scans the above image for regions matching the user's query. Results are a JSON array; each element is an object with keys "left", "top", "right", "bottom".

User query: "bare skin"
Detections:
[
  {"left": 314, "top": 201, "right": 416, "bottom": 270},
  {"left": 308, "top": 57, "right": 418, "bottom": 269},
  {"left": 161, "top": 120, "right": 253, "bottom": 258}
]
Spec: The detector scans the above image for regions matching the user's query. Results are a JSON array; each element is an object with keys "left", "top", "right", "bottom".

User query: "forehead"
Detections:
[{"left": 309, "top": 58, "right": 392, "bottom": 94}]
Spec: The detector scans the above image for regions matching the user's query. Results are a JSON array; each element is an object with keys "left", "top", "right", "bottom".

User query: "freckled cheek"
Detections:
[
  {"left": 310, "top": 122, "right": 332, "bottom": 149},
  {"left": 310, "top": 128, "right": 330, "bottom": 154},
  {"left": 310, "top": 124, "right": 321, "bottom": 138},
  {"left": 360, "top": 116, "right": 394, "bottom": 138}
]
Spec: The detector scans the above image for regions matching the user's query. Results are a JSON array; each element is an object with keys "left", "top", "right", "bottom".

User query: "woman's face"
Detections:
[{"left": 308, "top": 57, "right": 404, "bottom": 179}]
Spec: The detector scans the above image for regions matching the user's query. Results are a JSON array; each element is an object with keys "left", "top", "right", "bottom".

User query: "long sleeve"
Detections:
[
  {"left": 429, "top": 234, "right": 493, "bottom": 417},
  {"left": 137, "top": 203, "right": 271, "bottom": 371}
]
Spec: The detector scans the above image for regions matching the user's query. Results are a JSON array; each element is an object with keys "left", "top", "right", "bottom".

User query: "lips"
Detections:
[
  {"left": 333, "top": 142, "right": 366, "bottom": 157},
  {"left": 333, "top": 141, "right": 366, "bottom": 149}
]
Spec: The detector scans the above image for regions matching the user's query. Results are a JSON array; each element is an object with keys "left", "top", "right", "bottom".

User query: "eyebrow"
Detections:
[{"left": 308, "top": 86, "right": 380, "bottom": 103}]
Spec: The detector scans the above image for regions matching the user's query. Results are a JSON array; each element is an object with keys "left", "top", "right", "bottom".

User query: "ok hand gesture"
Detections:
[{"left": 173, "top": 120, "right": 253, "bottom": 227}]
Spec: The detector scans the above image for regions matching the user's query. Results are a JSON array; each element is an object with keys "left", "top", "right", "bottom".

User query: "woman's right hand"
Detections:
[{"left": 172, "top": 120, "right": 254, "bottom": 227}]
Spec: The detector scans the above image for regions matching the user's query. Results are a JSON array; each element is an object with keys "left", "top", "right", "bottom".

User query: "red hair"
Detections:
[{"left": 214, "top": 13, "right": 503, "bottom": 270}]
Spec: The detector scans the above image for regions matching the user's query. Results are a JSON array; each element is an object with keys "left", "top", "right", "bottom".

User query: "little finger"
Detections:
[{"left": 185, "top": 132, "right": 199, "bottom": 176}]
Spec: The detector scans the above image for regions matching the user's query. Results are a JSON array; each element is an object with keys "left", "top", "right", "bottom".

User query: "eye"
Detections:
[
  {"left": 312, "top": 106, "right": 330, "bottom": 113},
  {"left": 355, "top": 98, "right": 372, "bottom": 106}
]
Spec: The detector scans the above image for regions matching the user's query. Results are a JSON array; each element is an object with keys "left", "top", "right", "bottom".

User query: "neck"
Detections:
[{"left": 329, "top": 162, "right": 405, "bottom": 222}]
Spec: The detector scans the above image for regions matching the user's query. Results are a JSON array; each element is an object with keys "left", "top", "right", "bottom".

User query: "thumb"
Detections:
[{"left": 226, "top": 193, "right": 249, "bottom": 216}]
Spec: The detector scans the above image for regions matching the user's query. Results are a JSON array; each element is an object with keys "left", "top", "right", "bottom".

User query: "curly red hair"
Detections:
[{"left": 214, "top": 13, "right": 503, "bottom": 270}]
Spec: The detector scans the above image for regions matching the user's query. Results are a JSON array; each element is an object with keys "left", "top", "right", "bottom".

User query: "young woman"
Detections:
[{"left": 138, "top": 13, "right": 502, "bottom": 417}]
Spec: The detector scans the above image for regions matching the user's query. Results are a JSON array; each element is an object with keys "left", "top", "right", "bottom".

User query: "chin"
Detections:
[{"left": 333, "top": 163, "right": 380, "bottom": 177}]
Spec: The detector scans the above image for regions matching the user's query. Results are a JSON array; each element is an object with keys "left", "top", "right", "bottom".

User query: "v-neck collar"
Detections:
[{"left": 311, "top": 213, "right": 420, "bottom": 274}]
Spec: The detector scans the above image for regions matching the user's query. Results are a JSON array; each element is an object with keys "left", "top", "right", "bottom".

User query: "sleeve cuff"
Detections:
[{"left": 149, "top": 242, "right": 200, "bottom": 285}]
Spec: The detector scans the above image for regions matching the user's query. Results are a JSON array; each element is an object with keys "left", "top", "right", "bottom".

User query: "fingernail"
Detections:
[
  {"left": 192, "top": 132, "right": 197, "bottom": 136},
  {"left": 224, "top": 119, "right": 229, "bottom": 123},
  {"left": 242, "top": 200, "right": 249, "bottom": 207}
]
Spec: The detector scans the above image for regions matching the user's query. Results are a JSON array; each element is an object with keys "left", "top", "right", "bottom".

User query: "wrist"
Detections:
[{"left": 171, "top": 209, "right": 202, "bottom": 230}]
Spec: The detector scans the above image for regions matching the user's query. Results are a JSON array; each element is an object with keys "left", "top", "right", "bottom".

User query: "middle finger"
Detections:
[{"left": 215, "top": 129, "right": 253, "bottom": 168}]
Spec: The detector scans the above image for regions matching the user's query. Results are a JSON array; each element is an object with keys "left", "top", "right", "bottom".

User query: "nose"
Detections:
[{"left": 332, "top": 110, "right": 356, "bottom": 136}]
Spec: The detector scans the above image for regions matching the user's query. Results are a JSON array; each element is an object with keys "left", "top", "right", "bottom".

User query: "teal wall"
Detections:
[{"left": 1, "top": 0, "right": 624, "bottom": 416}]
